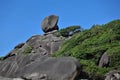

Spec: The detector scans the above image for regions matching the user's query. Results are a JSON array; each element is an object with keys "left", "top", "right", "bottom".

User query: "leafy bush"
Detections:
[
  {"left": 22, "top": 45, "right": 32, "bottom": 54},
  {"left": 15, "top": 44, "right": 32, "bottom": 54},
  {"left": 106, "top": 46, "right": 120, "bottom": 69},
  {"left": 53, "top": 20, "right": 120, "bottom": 79},
  {"left": 54, "top": 25, "right": 82, "bottom": 37}
]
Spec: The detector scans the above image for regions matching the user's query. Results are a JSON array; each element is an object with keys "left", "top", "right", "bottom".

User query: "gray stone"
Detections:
[
  {"left": 14, "top": 43, "right": 25, "bottom": 49},
  {"left": 26, "top": 34, "right": 65, "bottom": 55},
  {"left": 3, "top": 43, "right": 32, "bottom": 60},
  {"left": 41, "top": 15, "right": 59, "bottom": 33},
  {"left": 0, "top": 54, "right": 81, "bottom": 80},
  {"left": 0, "top": 76, "right": 24, "bottom": 80},
  {"left": 0, "top": 76, "right": 12, "bottom": 80},
  {"left": 98, "top": 52, "right": 109, "bottom": 67},
  {"left": 105, "top": 70, "right": 120, "bottom": 80},
  {"left": 23, "top": 73, "right": 48, "bottom": 80},
  {"left": 3, "top": 34, "right": 65, "bottom": 60}
]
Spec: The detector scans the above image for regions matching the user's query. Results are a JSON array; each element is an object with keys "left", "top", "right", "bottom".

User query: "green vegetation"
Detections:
[
  {"left": 0, "top": 57, "right": 3, "bottom": 60},
  {"left": 54, "top": 25, "right": 82, "bottom": 37},
  {"left": 22, "top": 45, "right": 32, "bottom": 54},
  {"left": 53, "top": 20, "right": 120, "bottom": 79},
  {"left": 15, "top": 44, "right": 32, "bottom": 55}
]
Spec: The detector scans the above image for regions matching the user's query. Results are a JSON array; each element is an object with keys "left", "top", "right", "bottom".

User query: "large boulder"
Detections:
[
  {"left": 105, "top": 70, "right": 120, "bottom": 80},
  {"left": 0, "top": 54, "right": 81, "bottom": 80},
  {"left": 41, "top": 15, "right": 59, "bottom": 33}
]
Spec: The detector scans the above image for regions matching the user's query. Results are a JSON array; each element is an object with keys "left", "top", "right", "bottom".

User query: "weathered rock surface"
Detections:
[
  {"left": 98, "top": 52, "right": 109, "bottom": 67},
  {"left": 41, "top": 15, "right": 59, "bottom": 33},
  {"left": 0, "top": 54, "right": 81, "bottom": 80},
  {"left": 26, "top": 34, "right": 65, "bottom": 55},
  {"left": 3, "top": 34, "right": 65, "bottom": 60},
  {"left": 105, "top": 70, "right": 120, "bottom": 80},
  {"left": 0, "top": 76, "right": 23, "bottom": 80}
]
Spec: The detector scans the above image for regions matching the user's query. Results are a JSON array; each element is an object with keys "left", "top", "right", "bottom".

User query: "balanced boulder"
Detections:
[{"left": 41, "top": 15, "right": 59, "bottom": 33}]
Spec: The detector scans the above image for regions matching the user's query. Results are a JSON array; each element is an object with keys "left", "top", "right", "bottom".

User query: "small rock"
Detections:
[
  {"left": 98, "top": 52, "right": 109, "bottom": 67},
  {"left": 14, "top": 43, "right": 25, "bottom": 49}
]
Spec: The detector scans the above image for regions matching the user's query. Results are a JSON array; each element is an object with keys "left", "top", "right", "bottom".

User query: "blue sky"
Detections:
[{"left": 0, "top": 0, "right": 120, "bottom": 56}]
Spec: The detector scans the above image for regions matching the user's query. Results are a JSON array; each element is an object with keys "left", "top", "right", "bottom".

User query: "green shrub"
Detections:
[
  {"left": 13, "top": 44, "right": 32, "bottom": 55},
  {"left": 53, "top": 20, "right": 120, "bottom": 79},
  {"left": 106, "top": 46, "right": 120, "bottom": 69},
  {"left": 0, "top": 57, "right": 3, "bottom": 60},
  {"left": 59, "top": 25, "right": 82, "bottom": 37},
  {"left": 23, "top": 45, "right": 32, "bottom": 54}
]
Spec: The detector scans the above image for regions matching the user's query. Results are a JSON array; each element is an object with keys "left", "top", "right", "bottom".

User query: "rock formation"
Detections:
[
  {"left": 0, "top": 15, "right": 82, "bottom": 80},
  {"left": 41, "top": 15, "right": 59, "bottom": 33},
  {"left": 3, "top": 33, "right": 65, "bottom": 60},
  {"left": 98, "top": 52, "right": 109, "bottom": 67},
  {"left": 3, "top": 15, "right": 64, "bottom": 60},
  {"left": 0, "top": 54, "right": 81, "bottom": 80},
  {"left": 105, "top": 70, "right": 120, "bottom": 80}
]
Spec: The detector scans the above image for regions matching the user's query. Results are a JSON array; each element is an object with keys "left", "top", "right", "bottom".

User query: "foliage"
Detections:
[
  {"left": 80, "top": 60, "right": 110, "bottom": 80},
  {"left": 0, "top": 57, "right": 3, "bottom": 60},
  {"left": 54, "top": 25, "right": 82, "bottom": 37},
  {"left": 22, "top": 45, "right": 32, "bottom": 54},
  {"left": 53, "top": 20, "right": 120, "bottom": 79},
  {"left": 106, "top": 46, "right": 120, "bottom": 69},
  {"left": 15, "top": 44, "right": 32, "bottom": 54}
]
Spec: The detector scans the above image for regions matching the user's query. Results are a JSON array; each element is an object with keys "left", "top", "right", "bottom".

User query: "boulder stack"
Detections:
[
  {"left": 0, "top": 15, "right": 83, "bottom": 80},
  {"left": 41, "top": 15, "right": 59, "bottom": 33}
]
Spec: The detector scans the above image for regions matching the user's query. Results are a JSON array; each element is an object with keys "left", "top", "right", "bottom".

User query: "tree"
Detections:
[{"left": 59, "top": 25, "right": 82, "bottom": 37}]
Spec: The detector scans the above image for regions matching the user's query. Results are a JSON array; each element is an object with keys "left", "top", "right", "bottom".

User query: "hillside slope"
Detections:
[{"left": 54, "top": 20, "right": 120, "bottom": 79}]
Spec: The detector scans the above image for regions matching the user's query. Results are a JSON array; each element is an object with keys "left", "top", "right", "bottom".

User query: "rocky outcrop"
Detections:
[
  {"left": 98, "top": 52, "right": 109, "bottom": 67},
  {"left": 3, "top": 15, "right": 64, "bottom": 60},
  {"left": 105, "top": 70, "right": 120, "bottom": 80},
  {"left": 3, "top": 34, "right": 65, "bottom": 60},
  {"left": 14, "top": 43, "right": 25, "bottom": 49},
  {"left": 0, "top": 54, "right": 81, "bottom": 80},
  {"left": 41, "top": 15, "right": 59, "bottom": 33},
  {"left": 26, "top": 34, "right": 65, "bottom": 55},
  {"left": 0, "top": 15, "right": 82, "bottom": 80}
]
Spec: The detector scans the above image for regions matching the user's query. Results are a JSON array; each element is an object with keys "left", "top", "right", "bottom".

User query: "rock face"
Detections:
[
  {"left": 98, "top": 52, "right": 109, "bottom": 67},
  {"left": 105, "top": 70, "right": 120, "bottom": 80},
  {"left": 41, "top": 15, "right": 59, "bottom": 33},
  {"left": 3, "top": 15, "right": 61, "bottom": 60},
  {"left": 3, "top": 34, "right": 65, "bottom": 60},
  {"left": 0, "top": 54, "right": 81, "bottom": 80},
  {"left": 26, "top": 34, "right": 64, "bottom": 55},
  {"left": 0, "top": 76, "right": 23, "bottom": 80}
]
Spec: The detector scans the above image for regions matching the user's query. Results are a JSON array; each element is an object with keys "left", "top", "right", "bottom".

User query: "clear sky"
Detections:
[{"left": 0, "top": 0, "right": 120, "bottom": 57}]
